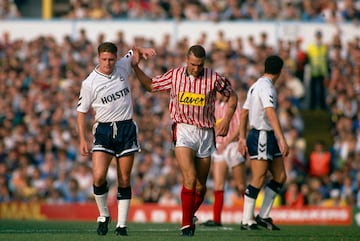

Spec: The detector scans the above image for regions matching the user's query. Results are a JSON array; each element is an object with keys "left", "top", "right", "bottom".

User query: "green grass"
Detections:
[{"left": 0, "top": 220, "right": 358, "bottom": 241}]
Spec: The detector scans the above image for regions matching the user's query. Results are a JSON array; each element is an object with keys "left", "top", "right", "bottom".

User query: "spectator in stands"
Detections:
[
  {"left": 0, "top": 0, "right": 21, "bottom": 19},
  {"left": 284, "top": 181, "right": 305, "bottom": 207},
  {"left": 127, "top": 0, "right": 150, "bottom": 19},
  {"left": 65, "top": 0, "right": 88, "bottom": 19},
  {"left": 88, "top": 0, "right": 110, "bottom": 19},
  {"left": 307, "top": 30, "right": 329, "bottom": 110},
  {"left": 308, "top": 140, "right": 332, "bottom": 177},
  {"left": 340, "top": 0, "right": 360, "bottom": 22},
  {"left": 301, "top": 0, "right": 324, "bottom": 22},
  {"left": 107, "top": 0, "right": 127, "bottom": 19},
  {"left": 63, "top": 177, "right": 86, "bottom": 203}
]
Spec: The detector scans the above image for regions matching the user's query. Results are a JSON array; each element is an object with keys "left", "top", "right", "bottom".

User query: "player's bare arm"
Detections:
[
  {"left": 238, "top": 108, "right": 249, "bottom": 156},
  {"left": 77, "top": 111, "right": 90, "bottom": 156},
  {"left": 132, "top": 64, "right": 153, "bottom": 92},
  {"left": 265, "top": 107, "right": 289, "bottom": 157},
  {"left": 216, "top": 89, "right": 238, "bottom": 137}
]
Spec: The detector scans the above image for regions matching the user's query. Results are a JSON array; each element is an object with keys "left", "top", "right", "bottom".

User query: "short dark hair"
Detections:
[
  {"left": 187, "top": 45, "right": 206, "bottom": 58},
  {"left": 98, "top": 42, "right": 117, "bottom": 55},
  {"left": 264, "top": 55, "right": 284, "bottom": 75}
]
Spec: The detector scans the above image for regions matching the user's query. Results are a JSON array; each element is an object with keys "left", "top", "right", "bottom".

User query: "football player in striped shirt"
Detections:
[
  {"left": 77, "top": 42, "right": 155, "bottom": 236},
  {"left": 238, "top": 55, "right": 289, "bottom": 231},
  {"left": 132, "top": 45, "right": 238, "bottom": 236}
]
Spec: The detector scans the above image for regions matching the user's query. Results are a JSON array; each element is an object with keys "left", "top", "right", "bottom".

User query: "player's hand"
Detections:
[
  {"left": 215, "top": 120, "right": 230, "bottom": 137},
  {"left": 279, "top": 138, "right": 289, "bottom": 157},
  {"left": 238, "top": 138, "right": 247, "bottom": 156},
  {"left": 217, "top": 143, "right": 226, "bottom": 154},
  {"left": 79, "top": 141, "right": 90, "bottom": 156},
  {"left": 140, "top": 48, "right": 156, "bottom": 60}
]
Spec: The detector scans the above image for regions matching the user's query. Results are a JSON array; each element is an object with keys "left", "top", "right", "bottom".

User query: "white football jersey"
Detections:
[
  {"left": 243, "top": 77, "right": 277, "bottom": 131},
  {"left": 77, "top": 50, "right": 134, "bottom": 122}
]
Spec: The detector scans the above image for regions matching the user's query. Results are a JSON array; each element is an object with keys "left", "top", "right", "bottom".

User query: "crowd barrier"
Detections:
[{"left": 1, "top": 202, "right": 358, "bottom": 226}]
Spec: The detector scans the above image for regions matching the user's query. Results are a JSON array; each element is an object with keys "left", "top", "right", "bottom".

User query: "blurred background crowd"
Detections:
[
  {"left": 1, "top": 0, "right": 360, "bottom": 22},
  {"left": 0, "top": 0, "right": 360, "bottom": 210}
]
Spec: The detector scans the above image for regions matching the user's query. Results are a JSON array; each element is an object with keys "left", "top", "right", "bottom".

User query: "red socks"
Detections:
[
  {"left": 181, "top": 186, "right": 195, "bottom": 227},
  {"left": 194, "top": 187, "right": 206, "bottom": 213},
  {"left": 213, "top": 190, "right": 224, "bottom": 223}
]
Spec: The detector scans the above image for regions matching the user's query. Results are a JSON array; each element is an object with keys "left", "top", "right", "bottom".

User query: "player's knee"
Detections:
[
  {"left": 93, "top": 181, "right": 108, "bottom": 195},
  {"left": 118, "top": 175, "right": 131, "bottom": 187},
  {"left": 237, "top": 184, "right": 246, "bottom": 195},
  {"left": 183, "top": 176, "right": 197, "bottom": 189},
  {"left": 196, "top": 185, "right": 207, "bottom": 196}
]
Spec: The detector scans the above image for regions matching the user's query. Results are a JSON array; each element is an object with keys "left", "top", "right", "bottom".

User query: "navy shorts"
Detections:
[
  {"left": 246, "top": 129, "right": 282, "bottom": 161},
  {"left": 92, "top": 119, "right": 140, "bottom": 157}
]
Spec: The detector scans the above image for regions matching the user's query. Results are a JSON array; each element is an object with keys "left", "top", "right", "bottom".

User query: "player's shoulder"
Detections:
[{"left": 82, "top": 70, "right": 102, "bottom": 87}]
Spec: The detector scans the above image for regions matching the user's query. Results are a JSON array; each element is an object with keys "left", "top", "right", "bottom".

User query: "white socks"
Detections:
[
  {"left": 94, "top": 193, "right": 110, "bottom": 217},
  {"left": 258, "top": 186, "right": 277, "bottom": 219},
  {"left": 117, "top": 199, "right": 130, "bottom": 228},
  {"left": 242, "top": 195, "right": 256, "bottom": 224}
]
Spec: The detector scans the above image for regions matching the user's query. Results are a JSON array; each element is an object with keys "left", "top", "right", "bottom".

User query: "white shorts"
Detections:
[
  {"left": 212, "top": 142, "right": 245, "bottom": 169},
  {"left": 173, "top": 123, "right": 215, "bottom": 158}
]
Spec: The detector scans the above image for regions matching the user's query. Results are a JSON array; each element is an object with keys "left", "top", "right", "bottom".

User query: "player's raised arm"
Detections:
[{"left": 132, "top": 61, "right": 154, "bottom": 92}]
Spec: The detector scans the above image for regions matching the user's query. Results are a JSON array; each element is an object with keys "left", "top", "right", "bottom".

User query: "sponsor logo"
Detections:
[
  {"left": 178, "top": 92, "right": 205, "bottom": 106},
  {"left": 101, "top": 87, "right": 130, "bottom": 104}
]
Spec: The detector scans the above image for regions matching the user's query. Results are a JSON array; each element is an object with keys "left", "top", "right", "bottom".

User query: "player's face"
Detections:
[
  {"left": 97, "top": 51, "right": 117, "bottom": 75},
  {"left": 186, "top": 53, "right": 205, "bottom": 78}
]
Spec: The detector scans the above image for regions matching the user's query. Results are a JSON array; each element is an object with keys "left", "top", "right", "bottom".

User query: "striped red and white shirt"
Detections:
[
  {"left": 151, "top": 66, "right": 232, "bottom": 128},
  {"left": 214, "top": 100, "right": 241, "bottom": 144}
]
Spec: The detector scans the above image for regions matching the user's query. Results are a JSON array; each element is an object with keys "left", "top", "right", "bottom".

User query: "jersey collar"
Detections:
[{"left": 95, "top": 65, "right": 113, "bottom": 79}]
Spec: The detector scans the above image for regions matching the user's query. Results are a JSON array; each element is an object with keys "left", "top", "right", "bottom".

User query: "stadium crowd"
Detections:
[
  {"left": 0, "top": 0, "right": 360, "bottom": 210},
  {"left": 1, "top": 0, "right": 360, "bottom": 23}
]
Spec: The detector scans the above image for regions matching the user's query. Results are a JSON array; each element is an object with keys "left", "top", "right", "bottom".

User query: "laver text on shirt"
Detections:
[{"left": 179, "top": 92, "right": 205, "bottom": 106}]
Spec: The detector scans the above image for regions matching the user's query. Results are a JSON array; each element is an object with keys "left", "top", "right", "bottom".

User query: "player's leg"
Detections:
[
  {"left": 211, "top": 160, "right": 227, "bottom": 225},
  {"left": 175, "top": 146, "right": 197, "bottom": 235},
  {"left": 194, "top": 155, "right": 211, "bottom": 213},
  {"left": 227, "top": 142, "right": 246, "bottom": 197},
  {"left": 92, "top": 151, "right": 113, "bottom": 235},
  {"left": 113, "top": 119, "right": 140, "bottom": 236},
  {"left": 193, "top": 127, "right": 215, "bottom": 216},
  {"left": 114, "top": 154, "right": 135, "bottom": 235},
  {"left": 231, "top": 162, "right": 246, "bottom": 196},
  {"left": 241, "top": 159, "right": 268, "bottom": 229},
  {"left": 256, "top": 156, "right": 286, "bottom": 230}
]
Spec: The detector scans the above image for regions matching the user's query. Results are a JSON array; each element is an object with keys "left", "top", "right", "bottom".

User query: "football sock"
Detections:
[
  {"left": 93, "top": 183, "right": 110, "bottom": 217},
  {"left": 117, "top": 186, "right": 131, "bottom": 228},
  {"left": 94, "top": 193, "right": 110, "bottom": 218},
  {"left": 213, "top": 190, "right": 224, "bottom": 223},
  {"left": 259, "top": 180, "right": 282, "bottom": 218},
  {"left": 242, "top": 185, "right": 260, "bottom": 224},
  {"left": 181, "top": 186, "right": 195, "bottom": 228},
  {"left": 193, "top": 187, "right": 206, "bottom": 213}
]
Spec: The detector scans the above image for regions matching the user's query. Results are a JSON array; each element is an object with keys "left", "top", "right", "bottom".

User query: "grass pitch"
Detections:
[{"left": 0, "top": 220, "right": 358, "bottom": 241}]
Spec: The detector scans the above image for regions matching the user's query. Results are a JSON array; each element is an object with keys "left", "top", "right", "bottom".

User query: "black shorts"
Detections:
[
  {"left": 92, "top": 119, "right": 140, "bottom": 157},
  {"left": 246, "top": 129, "right": 282, "bottom": 161}
]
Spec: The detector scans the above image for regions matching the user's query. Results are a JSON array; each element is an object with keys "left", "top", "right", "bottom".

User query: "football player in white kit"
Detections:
[
  {"left": 77, "top": 42, "right": 155, "bottom": 236},
  {"left": 238, "top": 55, "right": 289, "bottom": 231}
]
